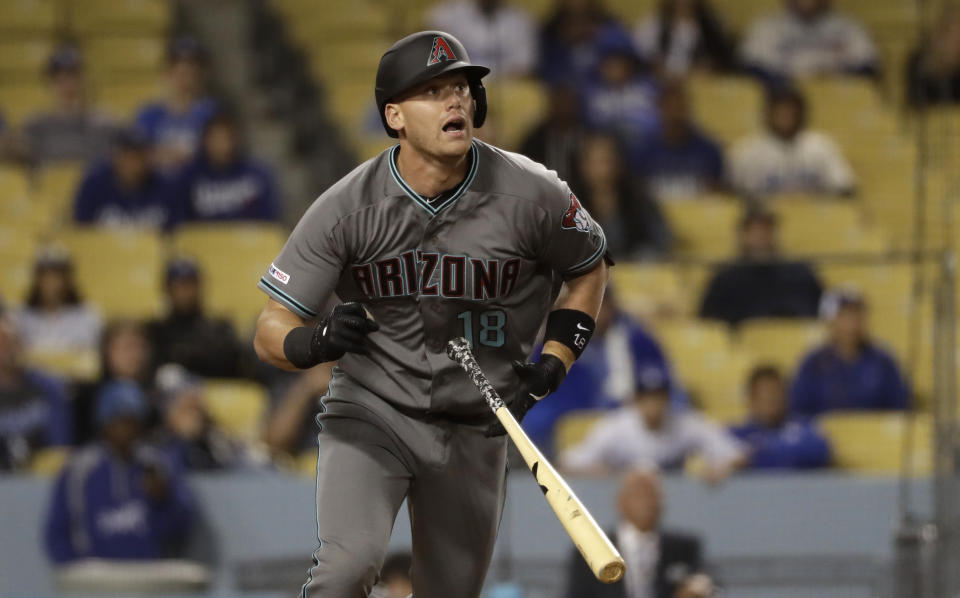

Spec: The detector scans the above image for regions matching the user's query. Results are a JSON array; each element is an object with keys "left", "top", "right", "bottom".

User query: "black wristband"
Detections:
[
  {"left": 283, "top": 326, "right": 320, "bottom": 369},
  {"left": 544, "top": 308, "right": 596, "bottom": 359}
]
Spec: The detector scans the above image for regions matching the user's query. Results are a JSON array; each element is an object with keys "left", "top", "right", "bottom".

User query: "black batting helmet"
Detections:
[{"left": 375, "top": 31, "right": 490, "bottom": 138}]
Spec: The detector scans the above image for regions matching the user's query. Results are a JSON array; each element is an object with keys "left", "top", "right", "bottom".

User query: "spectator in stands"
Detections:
[
  {"left": 264, "top": 363, "right": 332, "bottom": 458},
  {"left": 581, "top": 37, "right": 660, "bottom": 154},
  {"left": 730, "top": 86, "right": 856, "bottom": 198},
  {"left": 518, "top": 85, "right": 583, "bottom": 183},
  {"left": 632, "top": 80, "right": 725, "bottom": 201},
  {"left": 427, "top": 0, "right": 536, "bottom": 77},
  {"left": 44, "top": 381, "right": 194, "bottom": 563},
  {"left": 378, "top": 551, "right": 413, "bottom": 598},
  {"left": 0, "top": 314, "right": 72, "bottom": 471},
  {"left": 571, "top": 132, "right": 671, "bottom": 259},
  {"left": 634, "top": 0, "right": 734, "bottom": 76},
  {"left": 73, "top": 127, "right": 177, "bottom": 229},
  {"left": 155, "top": 364, "right": 253, "bottom": 471},
  {"left": 22, "top": 45, "right": 117, "bottom": 167},
  {"left": 739, "top": 0, "right": 879, "bottom": 81},
  {"left": 731, "top": 365, "right": 831, "bottom": 470},
  {"left": 136, "top": 37, "right": 216, "bottom": 171},
  {"left": 171, "top": 109, "right": 280, "bottom": 225},
  {"left": 790, "top": 288, "right": 909, "bottom": 416},
  {"left": 560, "top": 364, "right": 745, "bottom": 482},
  {"left": 565, "top": 469, "right": 713, "bottom": 598},
  {"left": 523, "top": 290, "right": 676, "bottom": 457},
  {"left": 74, "top": 320, "right": 156, "bottom": 445},
  {"left": 699, "top": 207, "right": 823, "bottom": 326},
  {"left": 146, "top": 257, "right": 245, "bottom": 378},
  {"left": 13, "top": 245, "right": 101, "bottom": 354},
  {"left": 906, "top": 5, "right": 960, "bottom": 107},
  {"left": 538, "top": 0, "right": 636, "bottom": 86}
]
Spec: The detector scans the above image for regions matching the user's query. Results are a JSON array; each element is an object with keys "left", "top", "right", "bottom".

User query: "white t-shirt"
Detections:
[
  {"left": 635, "top": 17, "right": 701, "bottom": 76},
  {"left": 14, "top": 305, "right": 102, "bottom": 353},
  {"left": 560, "top": 407, "right": 744, "bottom": 472},
  {"left": 739, "top": 10, "right": 878, "bottom": 77},
  {"left": 427, "top": 1, "right": 536, "bottom": 77},
  {"left": 730, "top": 129, "right": 856, "bottom": 197},
  {"left": 618, "top": 522, "right": 659, "bottom": 598}
]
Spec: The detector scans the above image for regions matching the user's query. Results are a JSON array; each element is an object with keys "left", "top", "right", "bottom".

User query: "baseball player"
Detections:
[{"left": 253, "top": 31, "right": 610, "bottom": 597}]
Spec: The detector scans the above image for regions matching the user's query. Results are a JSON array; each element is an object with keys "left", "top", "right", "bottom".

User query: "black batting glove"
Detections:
[
  {"left": 311, "top": 302, "right": 380, "bottom": 361},
  {"left": 485, "top": 354, "right": 567, "bottom": 437}
]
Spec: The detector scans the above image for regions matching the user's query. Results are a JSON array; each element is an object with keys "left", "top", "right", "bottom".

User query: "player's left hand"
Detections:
[{"left": 485, "top": 355, "right": 566, "bottom": 437}]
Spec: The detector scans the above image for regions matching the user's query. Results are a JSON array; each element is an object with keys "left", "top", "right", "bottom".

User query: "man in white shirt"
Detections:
[
  {"left": 740, "top": 0, "right": 879, "bottom": 80},
  {"left": 559, "top": 365, "right": 746, "bottom": 482},
  {"left": 730, "top": 86, "right": 855, "bottom": 198},
  {"left": 564, "top": 470, "right": 713, "bottom": 598},
  {"left": 427, "top": 0, "right": 536, "bottom": 77}
]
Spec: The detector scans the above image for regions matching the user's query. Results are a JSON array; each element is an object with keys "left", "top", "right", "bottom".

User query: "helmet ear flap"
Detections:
[{"left": 471, "top": 80, "right": 487, "bottom": 129}]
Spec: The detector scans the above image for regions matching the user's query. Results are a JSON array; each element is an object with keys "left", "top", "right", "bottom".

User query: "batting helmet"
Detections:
[{"left": 375, "top": 31, "right": 490, "bottom": 138}]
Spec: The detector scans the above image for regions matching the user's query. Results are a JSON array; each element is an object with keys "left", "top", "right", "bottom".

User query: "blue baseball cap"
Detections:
[
  {"left": 165, "top": 256, "right": 200, "bottom": 283},
  {"left": 167, "top": 36, "right": 206, "bottom": 63},
  {"left": 96, "top": 381, "right": 148, "bottom": 427},
  {"left": 47, "top": 46, "right": 83, "bottom": 75}
]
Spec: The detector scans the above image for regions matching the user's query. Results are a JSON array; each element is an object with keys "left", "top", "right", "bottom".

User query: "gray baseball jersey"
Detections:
[{"left": 258, "top": 139, "right": 607, "bottom": 416}]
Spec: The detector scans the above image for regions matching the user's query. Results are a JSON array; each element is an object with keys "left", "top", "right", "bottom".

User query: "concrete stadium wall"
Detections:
[{"left": 0, "top": 472, "right": 931, "bottom": 598}]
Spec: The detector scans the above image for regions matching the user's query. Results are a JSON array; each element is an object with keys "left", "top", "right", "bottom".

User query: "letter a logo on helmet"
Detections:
[
  {"left": 427, "top": 36, "right": 457, "bottom": 66},
  {"left": 561, "top": 193, "right": 592, "bottom": 233}
]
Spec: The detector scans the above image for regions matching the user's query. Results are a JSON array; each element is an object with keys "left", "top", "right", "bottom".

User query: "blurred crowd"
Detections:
[{"left": 0, "top": 0, "right": 944, "bottom": 590}]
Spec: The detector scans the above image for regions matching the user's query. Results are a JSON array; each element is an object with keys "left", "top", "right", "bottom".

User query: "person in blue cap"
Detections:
[{"left": 44, "top": 381, "right": 195, "bottom": 564}]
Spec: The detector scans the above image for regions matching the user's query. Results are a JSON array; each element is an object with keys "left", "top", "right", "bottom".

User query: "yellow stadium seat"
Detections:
[
  {"left": 202, "top": 379, "right": 268, "bottom": 442},
  {"left": 770, "top": 197, "right": 887, "bottom": 255},
  {"left": 83, "top": 37, "right": 164, "bottom": 80},
  {"left": 69, "top": 0, "right": 170, "bottom": 35},
  {"left": 712, "top": 0, "right": 780, "bottom": 32},
  {"left": 95, "top": 81, "right": 163, "bottom": 120},
  {"left": 0, "top": 226, "right": 38, "bottom": 305},
  {"left": 604, "top": 0, "right": 657, "bottom": 23},
  {"left": 171, "top": 224, "right": 286, "bottom": 334},
  {"left": 0, "top": 83, "right": 51, "bottom": 126},
  {"left": 737, "top": 318, "right": 826, "bottom": 376},
  {"left": 0, "top": 38, "right": 54, "bottom": 81},
  {"left": 59, "top": 229, "right": 164, "bottom": 319},
  {"left": 292, "top": 449, "right": 320, "bottom": 476},
  {"left": 35, "top": 162, "right": 85, "bottom": 230},
  {"left": 485, "top": 78, "right": 548, "bottom": 152},
  {"left": 655, "top": 320, "right": 749, "bottom": 423},
  {"left": 819, "top": 412, "right": 931, "bottom": 475},
  {"left": 660, "top": 196, "right": 741, "bottom": 259},
  {"left": 0, "top": 0, "right": 59, "bottom": 34},
  {"left": 801, "top": 78, "right": 896, "bottom": 141},
  {"left": 0, "top": 167, "right": 48, "bottom": 232},
  {"left": 554, "top": 409, "right": 607, "bottom": 455},
  {"left": 688, "top": 75, "right": 764, "bottom": 144},
  {"left": 24, "top": 349, "right": 100, "bottom": 382},
  {"left": 610, "top": 262, "right": 689, "bottom": 319},
  {"left": 29, "top": 447, "right": 70, "bottom": 476}
]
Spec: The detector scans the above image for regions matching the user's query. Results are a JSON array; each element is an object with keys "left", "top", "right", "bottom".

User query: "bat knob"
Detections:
[
  {"left": 599, "top": 560, "right": 626, "bottom": 584},
  {"left": 446, "top": 337, "right": 471, "bottom": 361}
]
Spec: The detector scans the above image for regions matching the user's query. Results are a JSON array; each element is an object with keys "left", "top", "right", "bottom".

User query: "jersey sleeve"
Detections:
[
  {"left": 536, "top": 177, "right": 609, "bottom": 279},
  {"left": 257, "top": 196, "right": 346, "bottom": 320}
]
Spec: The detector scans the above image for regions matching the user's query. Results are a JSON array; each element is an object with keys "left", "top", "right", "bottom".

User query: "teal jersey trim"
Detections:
[
  {"left": 258, "top": 277, "right": 318, "bottom": 319},
  {"left": 388, "top": 141, "right": 479, "bottom": 216}
]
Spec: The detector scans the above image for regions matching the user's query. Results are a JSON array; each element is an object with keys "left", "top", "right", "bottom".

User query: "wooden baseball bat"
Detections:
[{"left": 446, "top": 338, "right": 625, "bottom": 584}]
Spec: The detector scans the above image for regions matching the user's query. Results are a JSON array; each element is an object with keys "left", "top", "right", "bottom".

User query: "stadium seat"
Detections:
[
  {"left": 660, "top": 195, "right": 741, "bottom": 259},
  {"left": 171, "top": 224, "right": 286, "bottom": 334},
  {"left": 0, "top": 83, "right": 51, "bottom": 126},
  {"left": 68, "top": 0, "right": 171, "bottom": 35},
  {"left": 736, "top": 318, "right": 826, "bottom": 376},
  {"left": 59, "top": 229, "right": 164, "bottom": 319},
  {"left": 554, "top": 409, "right": 606, "bottom": 455},
  {"left": 609, "top": 262, "right": 690, "bottom": 319},
  {"left": 0, "top": 0, "right": 59, "bottom": 34},
  {"left": 687, "top": 75, "right": 763, "bottom": 145},
  {"left": 654, "top": 320, "right": 750, "bottom": 423},
  {"left": 35, "top": 162, "right": 85, "bottom": 230},
  {"left": 202, "top": 379, "right": 268, "bottom": 443},
  {"left": 0, "top": 167, "right": 48, "bottom": 233},
  {"left": 712, "top": 0, "right": 780, "bottom": 32},
  {"left": 0, "top": 225, "right": 38, "bottom": 305},
  {"left": 819, "top": 412, "right": 931, "bottom": 475},
  {"left": 29, "top": 447, "right": 70, "bottom": 476},
  {"left": 83, "top": 37, "right": 164, "bottom": 81},
  {"left": 770, "top": 197, "right": 887, "bottom": 255},
  {"left": 95, "top": 80, "right": 163, "bottom": 120},
  {"left": 485, "top": 78, "right": 548, "bottom": 151},
  {"left": 24, "top": 349, "right": 100, "bottom": 382},
  {"left": 0, "top": 38, "right": 54, "bottom": 82}
]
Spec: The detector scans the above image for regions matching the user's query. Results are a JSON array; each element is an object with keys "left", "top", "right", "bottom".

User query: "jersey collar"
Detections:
[{"left": 388, "top": 141, "right": 479, "bottom": 216}]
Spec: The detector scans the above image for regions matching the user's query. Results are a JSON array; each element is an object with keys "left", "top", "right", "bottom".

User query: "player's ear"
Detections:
[{"left": 384, "top": 103, "right": 404, "bottom": 137}]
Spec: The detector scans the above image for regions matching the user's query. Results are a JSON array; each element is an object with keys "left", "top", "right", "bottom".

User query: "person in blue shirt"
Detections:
[
  {"left": 790, "top": 288, "right": 910, "bottom": 416},
  {"left": 73, "top": 127, "right": 178, "bottom": 230},
  {"left": 135, "top": 37, "right": 216, "bottom": 171},
  {"left": 538, "top": 1, "right": 637, "bottom": 86},
  {"left": 0, "top": 315, "right": 71, "bottom": 471},
  {"left": 44, "top": 381, "right": 195, "bottom": 564},
  {"left": 171, "top": 109, "right": 279, "bottom": 225},
  {"left": 632, "top": 80, "right": 725, "bottom": 201},
  {"left": 522, "top": 289, "right": 679, "bottom": 458},
  {"left": 731, "top": 365, "right": 831, "bottom": 470}
]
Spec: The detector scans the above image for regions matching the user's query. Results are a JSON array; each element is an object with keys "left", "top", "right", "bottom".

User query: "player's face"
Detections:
[{"left": 389, "top": 72, "right": 475, "bottom": 159}]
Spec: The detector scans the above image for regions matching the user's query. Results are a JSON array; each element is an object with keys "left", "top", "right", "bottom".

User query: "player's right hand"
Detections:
[{"left": 312, "top": 302, "right": 380, "bottom": 360}]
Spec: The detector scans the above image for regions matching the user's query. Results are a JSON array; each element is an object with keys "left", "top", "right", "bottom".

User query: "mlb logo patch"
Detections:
[{"left": 269, "top": 263, "right": 290, "bottom": 284}]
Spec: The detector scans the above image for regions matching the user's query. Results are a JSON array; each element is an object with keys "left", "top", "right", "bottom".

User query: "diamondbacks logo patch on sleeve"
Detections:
[
  {"left": 268, "top": 263, "right": 290, "bottom": 284},
  {"left": 561, "top": 193, "right": 592, "bottom": 233},
  {"left": 427, "top": 36, "right": 457, "bottom": 66}
]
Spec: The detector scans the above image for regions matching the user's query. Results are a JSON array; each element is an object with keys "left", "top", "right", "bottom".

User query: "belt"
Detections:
[{"left": 389, "top": 401, "right": 497, "bottom": 427}]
